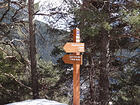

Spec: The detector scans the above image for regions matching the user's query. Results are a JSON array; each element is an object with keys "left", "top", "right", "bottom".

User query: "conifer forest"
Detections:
[{"left": 0, "top": 0, "right": 140, "bottom": 105}]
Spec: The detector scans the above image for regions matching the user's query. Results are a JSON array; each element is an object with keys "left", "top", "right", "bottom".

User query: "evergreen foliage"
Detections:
[{"left": 0, "top": 0, "right": 140, "bottom": 105}]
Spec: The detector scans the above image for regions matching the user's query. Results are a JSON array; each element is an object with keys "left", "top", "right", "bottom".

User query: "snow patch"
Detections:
[{"left": 6, "top": 99, "right": 67, "bottom": 105}]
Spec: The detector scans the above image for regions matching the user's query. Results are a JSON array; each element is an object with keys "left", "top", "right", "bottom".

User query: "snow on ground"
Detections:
[{"left": 6, "top": 99, "right": 67, "bottom": 105}]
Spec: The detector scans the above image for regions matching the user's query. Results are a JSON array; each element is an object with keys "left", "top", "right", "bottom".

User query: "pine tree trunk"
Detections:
[
  {"left": 28, "top": 0, "right": 39, "bottom": 99},
  {"left": 88, "top": 53, "right": 96, "bottom": 105},
  {"left": 99, "top": 33, "right": 110, "bottom": 105}
]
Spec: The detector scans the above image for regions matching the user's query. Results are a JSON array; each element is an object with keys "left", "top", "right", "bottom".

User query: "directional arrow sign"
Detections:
[
  {"left": 63, "top": 42, "right": 85, "bottom": 53},
  {"left": 62, "top": 54, "right": 82, "bottom": 65}
]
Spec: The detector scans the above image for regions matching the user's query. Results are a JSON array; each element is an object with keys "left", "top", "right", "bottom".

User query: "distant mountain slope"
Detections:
[
  {"left": 35, "top": 20, "right": 69, "bottom": 62},
  {"left": 0, "top": 2, "right": 69, "bottom": 63}
]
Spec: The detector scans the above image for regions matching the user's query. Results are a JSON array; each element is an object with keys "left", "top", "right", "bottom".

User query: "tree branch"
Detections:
[
  {"left": 4, "top": 73, "right": 32, "bottom": 90},
  {"left": 0, "top": 0, "right": 10, "bottom": 22}
]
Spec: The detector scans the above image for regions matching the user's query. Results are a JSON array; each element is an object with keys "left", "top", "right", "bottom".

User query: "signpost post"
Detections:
[{"left": 63, "top": 28, "right": 84, "bottom": 105}]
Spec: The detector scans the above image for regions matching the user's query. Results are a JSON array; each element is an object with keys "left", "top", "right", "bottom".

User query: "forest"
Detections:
[{"left": 0, "top": 0, "right": 140, "bottom": 105}]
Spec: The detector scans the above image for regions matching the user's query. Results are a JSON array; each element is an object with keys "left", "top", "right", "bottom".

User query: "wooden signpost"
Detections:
[{"left": 63, "top": 28, "right": 85, "bottom": 105}]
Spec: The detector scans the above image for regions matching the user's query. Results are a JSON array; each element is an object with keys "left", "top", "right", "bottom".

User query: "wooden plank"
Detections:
[
  {"left": 63, "top": 42, "right": 84, "bottom": 53},
  {"left": 62, "top": 54, "right": 82, "bottom": 65}
]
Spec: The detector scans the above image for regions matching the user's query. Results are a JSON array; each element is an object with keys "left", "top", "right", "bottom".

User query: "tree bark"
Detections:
[
  {"left": 99, "top": 33, "right": 110, "bottom": 105},
  {"left": 28, "top": 0, "right": 39, "bottom": 99},
  {"left": 88, "top": 53, "right": 96, "bottom": 105}
]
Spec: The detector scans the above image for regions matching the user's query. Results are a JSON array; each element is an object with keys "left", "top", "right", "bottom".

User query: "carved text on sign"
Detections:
[
  {"left": 63, "top": 43, "right": 85, "bottom": 53},
  {"left": 62, "top": 54, "right": 82, "bottom": 65}
]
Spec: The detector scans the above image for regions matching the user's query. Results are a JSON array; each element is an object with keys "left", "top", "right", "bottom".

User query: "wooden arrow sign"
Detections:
[
  {"left": 62, "top": 54, "right": 82, "bottom": 65},
  {"left": 63, "top": 42, "right": 84, "bottom": 53}
]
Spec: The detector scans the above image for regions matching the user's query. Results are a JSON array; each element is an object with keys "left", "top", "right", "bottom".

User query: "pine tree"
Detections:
[{"left": 28, "top": 0, "right": 39, "bottom": 99}]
